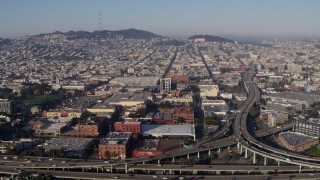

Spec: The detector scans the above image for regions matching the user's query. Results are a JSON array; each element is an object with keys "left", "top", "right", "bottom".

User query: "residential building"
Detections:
[{"left": 173, "top": 106, "right": 194, "bottom": 124}]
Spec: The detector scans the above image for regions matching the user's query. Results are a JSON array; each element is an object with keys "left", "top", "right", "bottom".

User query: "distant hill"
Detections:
[
  {"left": 189, "top": 35, "right": 234, "bottom": 43},
  {"left": 112, "top": 28, "right": 162, "bottom": 39},
  {"left": 39, "top": 28, "right": 162, "bottom": 40}
]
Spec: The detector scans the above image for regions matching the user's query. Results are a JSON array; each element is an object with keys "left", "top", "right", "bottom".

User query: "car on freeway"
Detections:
[
  {"left": 113, "top": 176, "right": 119, "bottom": 179},
  {"left": 152, "top": 175, "right": 158, "bottom": 178}
]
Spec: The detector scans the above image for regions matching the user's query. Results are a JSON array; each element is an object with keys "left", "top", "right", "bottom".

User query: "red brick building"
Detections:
[
  {"left": 99, "top": 132, "right": 132, "bottom": 159},
  {"left": 114, "top": 119, "right": 141, "bottom": 134},
  {"left": 77, "top": 118, "right": 108, "bottom": 137},
  {"left": 173, "top": 107, "right": 194, "bottom": 124},
  {"left": 152, "top": 112, "right": 173, "bottom": 124}
]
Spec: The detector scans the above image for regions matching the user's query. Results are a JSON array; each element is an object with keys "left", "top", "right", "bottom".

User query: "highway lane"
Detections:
[
  {"left": 255, "top": 122, "right": 295, "bottom": 138},
  {"left": 129, "top": 164, "right": 312, "bottom": 172},
  {"left": 2, "top": 166, "right": 320, "bottom": 180},
  {"left": 236, "top": 69, "right": 320, "bottom": 168},
  {"left": 0, "top": 136, "right": 237, "bottom": 170}
]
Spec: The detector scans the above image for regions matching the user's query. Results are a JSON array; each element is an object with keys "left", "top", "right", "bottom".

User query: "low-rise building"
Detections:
[
  {"left": 43, "top": 138, "right": 93, "bottom": 158},
  {"left": 77, "top": 118, "right": 108, "bottom": 137},
  {"left": 173, "top": 107, "right": 194, "bottom": 124},
  {"left": 295, "top": 118, "right": 320, "bottom": 137},
  {"left": 141, "top": 124, "right": 195, "bottom": 140},
  {"left": 268, "top": 112, "right": 289, "bottom": 127},
  {"left": 152, "top": 112, "right": 173, "bottom": 124},
  {"left": 132, "top": 139, "right": 180, "bottom": 158},
  {"left": 99, "top": 132, "right": 132, "bottom": 160},
  {"left": 114, "top": 119, "right": 141, "bottom": 133},
  {"left": 278, "top": 132, "right": 318, "bottom": 152}
]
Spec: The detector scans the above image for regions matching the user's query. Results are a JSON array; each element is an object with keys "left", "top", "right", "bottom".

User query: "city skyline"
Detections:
[{"left": 1, "top": 0, "right": 320, "bottom": 40}]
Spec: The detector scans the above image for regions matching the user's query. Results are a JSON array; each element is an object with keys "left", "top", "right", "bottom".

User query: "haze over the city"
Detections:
[{"left": 1, "top": 0, "right": 320, "bottom": 40}]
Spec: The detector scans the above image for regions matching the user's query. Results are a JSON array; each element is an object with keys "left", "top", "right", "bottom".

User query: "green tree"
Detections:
[
  {"left": 136, "top": 108, "right": 146, "bottom": 116},
  {"left": 310, "top": 144, "right": 320, "bottom": 157},
  {"left": 80, "top": 110, "right": 93, "bottom": 120},
  {"left": 204, "top": 116, "right": 219, "bottom": 125},
  {"left": 128, "top": 113, "right": 137, "bottom": 118},
  {"left": 177, "top": 117, "right": 186, "bottom": 124}
]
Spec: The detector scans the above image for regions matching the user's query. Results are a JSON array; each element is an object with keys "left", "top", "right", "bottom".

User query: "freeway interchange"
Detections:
[{"left": 2, "top": 68, "right": 320, "bottom": 178}]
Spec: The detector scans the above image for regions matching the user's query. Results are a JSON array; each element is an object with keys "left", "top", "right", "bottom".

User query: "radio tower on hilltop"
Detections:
[{"left": 98, "top": 11, "right": 103, "bottom": 32}]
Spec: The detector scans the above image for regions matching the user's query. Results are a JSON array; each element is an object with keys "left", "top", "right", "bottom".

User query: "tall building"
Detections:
[
  {"left": 0, "top": 99, "right": 12, "bottom": 114},
  {"left": 160, "top": 78, "right": 171, "bottom": 93}
]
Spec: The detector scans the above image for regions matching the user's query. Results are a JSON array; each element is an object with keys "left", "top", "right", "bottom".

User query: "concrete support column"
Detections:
[
  {"left": 197, "top": 152, "right": 200, "bottom": 159},
  {"left": 218, "top": 148, "right": 221, "bottom": 153},
  {"left": 208, "top": 150, "right": 211, "bottom": 156},
  {"left": 111, "top": 165, "right": 113, "bottom": 173},
  {"left": 158, "top": 159, "right": 160, "bottom": 165},
  {"left": 264, "top": 156, "right": 267, "bottom": 166},
  {"left": 216, "top": 171, "right": 220, "bottom": 175},
  {"left": 299, "top": 165, "right": 302, "bottom": 173},
  {"left": 245, "top": 148, "right": 248, "bottom": 159},
  {"left": 240, "top": 145, "right": 243, "bottom": 154},
  {"left": 193, "top": 170, "right": 197, "bottom": 175},
  {"left": 228, "top": 146, "right": 230, "bottom": 150},
  {"left": 231, "top": 171, "right": 234, "bottom": 175},
  {"left": 237, "top": 142, "right": 240, "bottom": 150},
  {"left": 125, "top": 163, "right": 128, "bottom": 174},
  {"left": 253, "top": 152, "right": 256, "bottom": 164},
  {"left": 180, "top": 170, "right": 182, "bottom": 174},
  {"left": 187, "top": 154, "right": 190, "bottom": 159},
  {"left": 172, "top": 157, "right": 175, "bottom": 163},
  {"left": 277, "top": 160, "right": 280, "bottom": 166},
  {"left": 97, "top": 168, "right": 99, "bottom": 173},
  {"left": 143, "top": 161, "right": 145, "bottom": 164}
]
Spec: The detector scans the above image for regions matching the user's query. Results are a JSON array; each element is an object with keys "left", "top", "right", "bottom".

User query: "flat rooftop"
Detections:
[
  {"left": 109, "top": 76, "right": 161, "bottom": 87},
  {"left": 279, "top": 132, "right": 318, "bottom": 147},
  {"left": 266, "top": 92, "right": 320, "bottom": 102},
  {"left": 43, "top": 138, "right": 92, "bottom": 152},
  {"left": 141, "top": 124, "right": 195, "bottom": 138}
]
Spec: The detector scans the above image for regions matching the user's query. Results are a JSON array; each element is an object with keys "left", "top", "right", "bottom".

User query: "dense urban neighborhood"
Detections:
[{"left": 1, "top": 29, "right": 320, "bottom": 180}]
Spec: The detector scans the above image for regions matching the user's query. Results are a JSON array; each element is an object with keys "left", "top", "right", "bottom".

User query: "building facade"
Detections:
[
  {"left": 173, "top": 107, "right": 194, "bottom": 124},
  {"left": 160, "top": 78, "right": 171, "bottom": 93}
]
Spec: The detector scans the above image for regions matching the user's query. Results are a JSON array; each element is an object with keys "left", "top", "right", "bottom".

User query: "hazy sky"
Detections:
[{"left": 1, "top": 0, "right": 319, "bottom": 39}]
